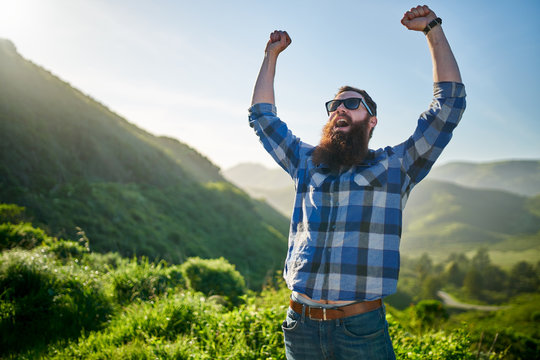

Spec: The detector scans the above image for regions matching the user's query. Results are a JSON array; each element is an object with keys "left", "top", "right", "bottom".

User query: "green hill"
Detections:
[
  {"left": 427, "top": 160, "right": 540, "bottom": 196},
  {"left": 0, "top": 39, "right": 289, "bottom": 288},
  {"left": 402, "top": 180, "right": 540, "bottom": 260}
]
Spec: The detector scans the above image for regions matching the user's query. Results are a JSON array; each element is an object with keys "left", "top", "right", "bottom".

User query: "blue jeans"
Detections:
[{"left": 282, "top": 304, "right": 396, "bottom": 360}]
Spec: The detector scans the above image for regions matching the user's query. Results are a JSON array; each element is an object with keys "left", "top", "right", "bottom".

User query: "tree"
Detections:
[
  {"left": 419, "top": 275, "right": 442, "bottom": 300},
  {"left": 471, "top": 247, "right": 491, "bottom": 273},
  {"left": 415, "top": 253, "right": 433, "bottom": 280},
  {"left": 508, "top": 261, "right": 539, "bottom": 295},
  {"left": 444, "top": 261, "right": 465, "bottom": 287},
  {"left": 463, "top": 269, "right": 482, "bottom": 297}
]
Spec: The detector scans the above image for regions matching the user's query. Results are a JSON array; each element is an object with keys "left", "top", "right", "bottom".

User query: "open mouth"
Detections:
[{"left": 334, "top": 118, "right": 350, "bottom": 130}]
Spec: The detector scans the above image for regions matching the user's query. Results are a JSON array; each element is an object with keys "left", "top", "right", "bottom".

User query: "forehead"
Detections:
[{"left": 335, "top": 90, "right": 363, "bottom": 100}]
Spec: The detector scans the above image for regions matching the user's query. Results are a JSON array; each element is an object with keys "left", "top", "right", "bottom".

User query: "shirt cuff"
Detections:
[
  {"left": 248, "top": 103, "right": 277, "bottom": 119},
  {"left": 433, "top": 82, "right": 466, "bottom": 98}
]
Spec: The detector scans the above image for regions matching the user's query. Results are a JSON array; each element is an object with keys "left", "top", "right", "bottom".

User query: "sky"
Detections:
[{"left": 0, "top": 0, "right": 539, "bottom": 170}]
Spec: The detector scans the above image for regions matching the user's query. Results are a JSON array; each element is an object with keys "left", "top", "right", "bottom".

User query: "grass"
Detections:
[{"left": 1, "top": 240, "right": 511, "bottom": 360}]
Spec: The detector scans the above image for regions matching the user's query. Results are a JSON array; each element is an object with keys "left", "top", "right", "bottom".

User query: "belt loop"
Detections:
[{"left": 301, "top": 304, "right": 306, "bottom": 323}]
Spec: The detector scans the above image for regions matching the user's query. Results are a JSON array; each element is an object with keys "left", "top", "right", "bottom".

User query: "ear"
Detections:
[{"left": 369, "top": 116, "right": 378, "bottom": 129}]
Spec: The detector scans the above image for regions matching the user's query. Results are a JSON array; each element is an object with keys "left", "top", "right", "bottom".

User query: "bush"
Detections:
[
  {"left": 0, "top": 249, "right": 112, "bottom": 355},
  {"left": 45, "top": 239, "right": 89, "bottom": 261},
  {"left": 0, "top": 222, "right": 49, "bottom": 250},
  {"left": 180, "top": 257, "right": 246, "bottom": 306},
  {"left": 110, "top": 257, "right": 185, "bottom": 304},
  {"left": 413, "top": 300, "right": 449, "bottom": 330},
  {"left": 0, "top": 203, "right": 26, "bottom": 223}
]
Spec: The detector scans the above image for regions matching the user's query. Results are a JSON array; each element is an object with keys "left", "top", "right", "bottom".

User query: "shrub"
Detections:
[
  {"left": 180, "top": 257, "right": 246, "bottom": 306},
  {"left": 412, "top": 300, "right": 449, "bottom": 331},
  {"left": 0, "top": 203, "right": 26, "bottom": 223},
  {"left": 0, "top": 249, "right": 112, "bottom": 355},
  {"left": 45, "top": 239, "right": 89, "bottom": 261},
  {"left": 110, "top": 257, "right": 185, "bottom": 304},
  {"left": 0, "top": 222, "right": 49, "bottom": 250}
]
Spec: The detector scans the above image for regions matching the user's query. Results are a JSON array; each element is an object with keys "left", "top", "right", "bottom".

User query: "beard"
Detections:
[{"left": 312, "top": 115, "right": 370, "bottom": 171}]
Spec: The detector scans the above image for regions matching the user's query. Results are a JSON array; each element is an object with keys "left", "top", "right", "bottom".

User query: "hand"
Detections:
[
  {"left": 401, "top": 5, "right": 437, "bottom": 32},
  {"left": 265, "top": 30, "right": 292, "bottom": 57}
]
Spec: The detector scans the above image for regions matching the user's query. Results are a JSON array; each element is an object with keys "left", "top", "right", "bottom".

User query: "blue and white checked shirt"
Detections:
[{"left": 249, "top": 82, "right": 466, "bottom": 301}]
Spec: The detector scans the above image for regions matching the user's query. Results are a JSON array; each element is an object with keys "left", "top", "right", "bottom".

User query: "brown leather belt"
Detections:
[{"left": 289, "top": 298, "right": 382, "bottom": 321}]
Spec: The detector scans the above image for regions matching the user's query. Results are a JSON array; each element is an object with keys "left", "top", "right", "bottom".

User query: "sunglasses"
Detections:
[{"left": 325, "top": 97, "right": 374, "bottom": 117}]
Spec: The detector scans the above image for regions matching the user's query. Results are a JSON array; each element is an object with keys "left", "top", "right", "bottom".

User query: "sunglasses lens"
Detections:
[
  {"left": 326, "top": 100, "right": 340, "bottom": 113},
  {"left": 344, "top": 98, "right": 361, "bottom": 110}
]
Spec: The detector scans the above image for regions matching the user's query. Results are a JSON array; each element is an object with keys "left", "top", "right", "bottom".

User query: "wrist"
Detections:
[{"left": 423, "top": 17, "right": 442, "bottom": 35}]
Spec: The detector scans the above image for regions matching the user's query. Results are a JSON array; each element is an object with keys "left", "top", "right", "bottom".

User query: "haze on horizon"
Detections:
[{"left": 0, "top": 0, "right": 539, "bottom": 170}]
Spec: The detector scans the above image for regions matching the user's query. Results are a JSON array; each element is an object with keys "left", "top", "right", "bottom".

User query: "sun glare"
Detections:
[{"left": 0, "top": 0, "right": 42, "bottom": 40}]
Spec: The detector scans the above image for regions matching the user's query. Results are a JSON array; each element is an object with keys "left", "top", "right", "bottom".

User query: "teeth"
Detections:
[{"left": 336, "top": 119, "right": 349, "bottom": 127}]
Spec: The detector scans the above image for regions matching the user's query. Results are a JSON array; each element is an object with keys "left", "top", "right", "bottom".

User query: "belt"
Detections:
[{"left": 289, "top": 298, "right": 382, "bottom": 321}]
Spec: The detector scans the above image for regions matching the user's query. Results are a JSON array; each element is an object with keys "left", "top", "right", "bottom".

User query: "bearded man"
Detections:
[{"left": 248, "top": 5, "right": 466, "bottom": 359}]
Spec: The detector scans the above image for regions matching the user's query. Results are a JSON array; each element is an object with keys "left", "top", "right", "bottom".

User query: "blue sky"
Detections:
[{"left": 1, "top": 0, "right": 539, "bottom": 170}]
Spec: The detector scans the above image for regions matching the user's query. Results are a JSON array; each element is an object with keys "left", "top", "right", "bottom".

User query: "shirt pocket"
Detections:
[{"left": 353, "top": 161, "right": 388, "bottom": 188}]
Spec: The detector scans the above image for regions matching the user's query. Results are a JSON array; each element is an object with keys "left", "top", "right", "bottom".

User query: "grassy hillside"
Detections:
[
  {"left": 0, "top": 39, "right": 289, "bottom": 288},
  {"left": 402, "top": 180, "right": 540, "bottom": 259},
  {"left": 427, "top": 160, "right": 540, "bottom": 196}
]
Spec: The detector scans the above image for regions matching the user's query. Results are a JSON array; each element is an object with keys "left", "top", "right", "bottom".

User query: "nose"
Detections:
[
  {"left": 336, "top": 103, "right": 349, "bottom": 114},
  {"left": 335, "top": 102, "right": 348, "bottom": 113}
]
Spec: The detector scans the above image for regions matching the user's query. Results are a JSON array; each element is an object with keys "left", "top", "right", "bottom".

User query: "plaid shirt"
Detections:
[{"left": 249, "top": 82, "right": 466, "bottom": 301}]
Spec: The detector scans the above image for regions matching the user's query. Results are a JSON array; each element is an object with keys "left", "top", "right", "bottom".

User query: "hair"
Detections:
[{"left": 336, "top": 86, "right": 377, "bottom": 117}]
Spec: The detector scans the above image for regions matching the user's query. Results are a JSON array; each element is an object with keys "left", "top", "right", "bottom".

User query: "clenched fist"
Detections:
[
  {"left": 401, "top": 5, "right": 437, "bottom": 32},
  {"left": 265, "top": 30, "right": 292, "bottom": 57}
]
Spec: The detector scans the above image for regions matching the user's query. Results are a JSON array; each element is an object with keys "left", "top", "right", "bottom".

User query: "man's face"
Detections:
[
  {"left": 327, "top": 91, "right": 376, "bottom": 138},
  {"left": 313, "top": 90, "right": 378, "bottom": 170}
]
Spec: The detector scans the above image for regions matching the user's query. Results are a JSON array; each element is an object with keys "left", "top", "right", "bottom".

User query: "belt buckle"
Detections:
[{"left": 309, "top": 306, "right": 327, "bottom": 321}]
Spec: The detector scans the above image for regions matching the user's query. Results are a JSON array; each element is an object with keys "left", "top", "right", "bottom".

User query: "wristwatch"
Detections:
[{"left": 423, "top": 17, "right": 442, "bottom": 35}]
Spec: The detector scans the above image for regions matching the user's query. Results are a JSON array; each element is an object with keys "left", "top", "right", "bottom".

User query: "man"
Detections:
[{"left": 249, "top": 5, "right": 465, "bottom": 359}]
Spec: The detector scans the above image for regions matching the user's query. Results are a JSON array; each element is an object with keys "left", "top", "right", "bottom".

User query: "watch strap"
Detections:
[{"left": 423, "top": 17, "right": 442, "bottom": 35}]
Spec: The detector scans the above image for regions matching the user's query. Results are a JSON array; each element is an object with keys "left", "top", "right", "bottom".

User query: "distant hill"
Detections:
[
  {"left": 224, "top": 161, "right": 540, "bottom": 263},
  {"left": 223, "top": 164, "right": 294, "bottom": 216},
  {"left": 428, "top": 160, "right": 540, "bottom": 196},
  {"left": 402, "top": 180, "right": 540, "bottom": 256},
  {"left": 0, "top": 39, "right": 289, "bottom": 288},
  {"left": 224, "top": 163, "right": 292, "bottom": 190}
]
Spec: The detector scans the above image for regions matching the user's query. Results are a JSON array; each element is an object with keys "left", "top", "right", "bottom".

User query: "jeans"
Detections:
[{"left": 282, "top": 304, "right": 396, "bottom": 360}]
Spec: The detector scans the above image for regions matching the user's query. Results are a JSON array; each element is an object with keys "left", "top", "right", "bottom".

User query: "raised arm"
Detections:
[
  {"left": 401, "top": 5, "right": 462, "bottom": 83},
  {"left": 251, "top": 30, "right": 292, "bottom": 106}
]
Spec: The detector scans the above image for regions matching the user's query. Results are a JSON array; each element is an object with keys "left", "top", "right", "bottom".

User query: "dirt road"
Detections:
[{"left": 437, "top": 291, "right": 506, "bottom": 311}]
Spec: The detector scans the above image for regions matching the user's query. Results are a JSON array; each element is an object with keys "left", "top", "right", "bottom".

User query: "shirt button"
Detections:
[{"left": 331, "top": 225, "right": 336, "bottom": 230}]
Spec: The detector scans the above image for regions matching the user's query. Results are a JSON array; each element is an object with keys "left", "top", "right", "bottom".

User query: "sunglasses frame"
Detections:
[{"left": 325, "top": 97, "right": 374, "bottom": 117}]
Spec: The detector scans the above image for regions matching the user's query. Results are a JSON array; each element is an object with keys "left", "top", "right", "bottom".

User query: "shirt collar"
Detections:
[{"left": 312, "top": 149, "right": 379, "bottom": 171}]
